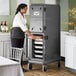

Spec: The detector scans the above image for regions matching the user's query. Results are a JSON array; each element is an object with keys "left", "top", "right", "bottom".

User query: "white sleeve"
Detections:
[{"left": 16, "top": 16, "right": 28, "bottom": 32}]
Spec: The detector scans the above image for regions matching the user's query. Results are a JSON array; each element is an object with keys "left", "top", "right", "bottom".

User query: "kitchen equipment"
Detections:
[{"left": 28, "top": 4, "right": 60, "bottom": 72}]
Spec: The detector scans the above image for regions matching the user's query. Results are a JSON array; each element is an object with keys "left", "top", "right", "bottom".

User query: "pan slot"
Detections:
[
  {"left": 33, "top": 34, "right": 43, "bottom": 41},
  {"left": 34, "top": 50, "right": 43, "bottom": 53},
  {"left": 33, "top": 50, "right": 43, "bottom": 55},
  {"left": 32, "top": 34, "right": 43, "bottom": 59},
  {"left": 34, "top": 41, "right": 43, "bottom": 45},
  {"left": 33, "top": 34, "right": 43, "bottom": 36},
  {"left": 32, "top": 50, "right": 43, "bottom": 59},
  {"left": 34, "top": 55, "right": 43, "bottom": 58},
  {"left": 35, "top": 39, "right": 43, "bottom": 41},
  {"left": 34, "top": 48, "right": 43, "bottom": 50},
  {"left": 34, "top": 44, "right": 43, "bottom": 46},
  {"left": 34, "top": 46, "right": 43, "bottom": 49},
  {"left": 34, "top": 52, "right": 43, "bottom": 55},
  {"left": 34, "top": 56, "right": 43, "bottom": 59}
]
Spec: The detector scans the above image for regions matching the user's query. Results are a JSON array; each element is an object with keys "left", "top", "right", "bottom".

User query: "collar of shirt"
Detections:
[{"left": 18, "top": 12, "right": 26, "bottom": 25}]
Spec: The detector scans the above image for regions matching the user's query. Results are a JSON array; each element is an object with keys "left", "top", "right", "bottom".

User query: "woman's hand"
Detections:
[
  {"left": 28, "top": 35, "right": 42, "bottom": 40},
  {"left": 25, "top": 30, "right": 43, "bottom": 40},
  {"left": 25, "top": 30, "right": 31, "bottom": 36}
]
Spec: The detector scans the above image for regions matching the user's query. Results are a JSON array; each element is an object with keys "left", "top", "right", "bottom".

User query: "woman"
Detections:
[
  {"left": 11, "top": 4, "right": 42, "bottom": 72},
  {"left": 11, "top": 3, "right": 41, "bottom": 48}
]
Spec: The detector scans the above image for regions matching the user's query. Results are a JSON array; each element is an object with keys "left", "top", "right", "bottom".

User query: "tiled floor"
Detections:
[{"left": 23, "top": 62, "right": 76, "bottom": 76}]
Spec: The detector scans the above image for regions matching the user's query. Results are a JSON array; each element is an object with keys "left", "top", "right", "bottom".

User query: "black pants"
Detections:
[{"left": 11, "top": 38, "right": 24, "bottom": 48}]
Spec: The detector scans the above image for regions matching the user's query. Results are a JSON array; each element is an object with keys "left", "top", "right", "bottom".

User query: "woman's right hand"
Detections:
[
  {"left": 25, "top": 30, "right": 31, "bottom": 36},
  {"left": 25, "top": 30, "right": 43, "bottom": 40},
  {"left": 28, "top": 34, "right": 36, "bottom": 40},
  {"left": 28, "top": 35, "right": 43, "bottom": 40}
]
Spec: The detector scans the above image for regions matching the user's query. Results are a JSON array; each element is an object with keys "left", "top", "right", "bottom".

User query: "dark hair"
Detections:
[{"left": 15, "top": 3, "right": 27, "bottom": 14}]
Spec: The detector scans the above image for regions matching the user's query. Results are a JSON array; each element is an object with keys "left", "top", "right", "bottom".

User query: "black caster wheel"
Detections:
[
  {"left": 42, "top": 65, "right": 47, "bottom": 72},
  {"left": 28, "top": 63, "right": 32, "bottom": 70},
  {"left": 58, "top": 61, "right": 60, "bottom": 69}
]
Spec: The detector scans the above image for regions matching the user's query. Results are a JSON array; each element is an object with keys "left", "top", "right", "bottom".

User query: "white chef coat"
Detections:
[{"left": 13, "top": 12, "right": 28, "bottom": 32}]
